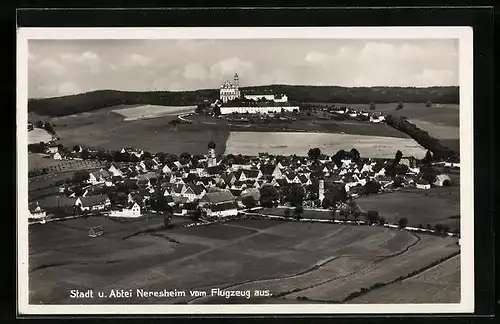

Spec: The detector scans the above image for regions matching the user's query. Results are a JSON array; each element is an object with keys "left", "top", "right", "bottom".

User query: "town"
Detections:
[{"left": 28, "top": 109, "right": 457, "bottom": 235}]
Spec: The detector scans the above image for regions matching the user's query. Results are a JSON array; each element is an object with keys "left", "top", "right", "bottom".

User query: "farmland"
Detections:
[
  {"left": 28, "top": 128, "right": 53, "bottom": 144},
  {"left": 50, "top": 106, "right": 230, "bottom": 155},
  {"left": 112, "top": 105, "right": 196, "bottom": 121},
  {"left": 355, "top": 187, "right": 460, "bottom": 231},
  {"left": 224, "top": 132, "right": 427, "bottom": 158},
  {"left": 28, "top": 153, "right": 104, "bottom": 172},
  {"left": 29, "top": 218, "right": 459, "bottom": 304},
  {"left": 347, "top": 254, "right": 460, "bottom": 303}
]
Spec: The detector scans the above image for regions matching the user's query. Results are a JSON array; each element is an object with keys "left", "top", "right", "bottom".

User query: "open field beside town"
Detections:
[
  {"left": 225, "top": 132, "right": 427, "bottom": 158},
  {"left": 50, "top": 107, "right": 230, "bottom": 155},
  {"left": 355, "top": 187, "right": 460, "bottom": 231},
  {"left": 29, "top": 218, "right": 459, "bottom": 304},
  {"left": 330, "top": 102, "right": 460, "bottom": 152},
  {"left": 258, "top": 208, "right": 334, "bottom": 221},
  {"left": 28, "top": 153, "right": 104, "bottom": 172},
  {"left": 28, "top": 128, "right": 53, "bottom": 144},
  {"left": 347, "top": 254, "right": 460, "bottom": 303},
  {"left": 112, "top": 105, "right": 196, "bottom": 121}
]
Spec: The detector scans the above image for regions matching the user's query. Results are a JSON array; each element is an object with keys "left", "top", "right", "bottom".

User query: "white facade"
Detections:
[
  {"left": 207, "top": 208, "right": 238, "bottom": 218},
  {"left": 220, "top": 106, "right": 298, "bottom": 115},
  {"left": 109, "top": 203, "right": 142, "bottom": 218},
  {"left": 220, "top": 74, "right": 241, "bottom": 103}
]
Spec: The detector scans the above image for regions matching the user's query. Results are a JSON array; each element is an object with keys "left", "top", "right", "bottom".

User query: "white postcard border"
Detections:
[{"left": 17, "top": 26, "right": 474, "bottom": 315}]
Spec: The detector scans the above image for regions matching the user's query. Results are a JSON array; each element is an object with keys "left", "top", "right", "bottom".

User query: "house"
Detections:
[
  {"left": 28, "top": 202, "right": 46, "bottom": 220},
  {"left": 46, "top": 143, "right": 58, "bottom": 154},
  {"left": 199, "top": 189, "right": 236, "bottom": 207},
  {"left": 53, "top": 152, "right": 62, "bottom": 160},
  {"left": 36, "top": 196, "right": 77, "bottom": 213},
  {"left": 109, "top": 202, "right": 142, "bottom": 218},
  {"left": 416, "top": 178, "right": 431, "bottom": 190},
  {"left": 108, "top": 164, "right": 123, "bottom": 177},
  {"left": 206, "top": 202, "right": 238, "bottom": 218},
  {"left": 181, "top": 184, "right": 206, "bottom": 202},
  {"left": 434, "top": 174, "right": 452, "bottom": 187},
  {"left": 88, "top": 170, "right": 111, "bottom": 185},
  {"left": 75, "top": 194, "right": 111, "bottom": 212}
]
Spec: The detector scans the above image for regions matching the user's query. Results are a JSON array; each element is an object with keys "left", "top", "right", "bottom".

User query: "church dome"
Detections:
[{"left": 208, "top": 141, "right": 216, "bottom": 149}]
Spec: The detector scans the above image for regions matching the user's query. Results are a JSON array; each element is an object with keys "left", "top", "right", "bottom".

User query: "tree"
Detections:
[
  {"left": 81, "top": 149, "right": 90, "bottom": 160},
  {"left": 393, "top": 176, "right": 404, "bottom": 188},
  {"left": 213, "top": 105, "right": 221, "bottom": 116},
  {"left": 398, "top": 217, "right": 408, "bottom": 229},
  {"left": 394, "top": 150, "right": 403, "bottom": 166},
  {"left": 369, "top": 102, "right": 376, "bottom": 110},
  {"left": 163, "top": 211, "right": 173, "bottom": 228},
  {"left": 284, "top": 208, "right": 291, "bottom": 218},
  {"left": 366, "top": 210, "right": 380, "bottom": 224},
  {"left": 434, "top": 223, "right": 444, "bottom": 233},
  {"left": 324, "top": 184, "right": 347, "bottom": 207},
  {"left": 35, "top": 121, "right": 44, "bottom": 128},
  {"left": 396, "top": 102, "right": 404, "bottom": 110},
  {"left": 72, "top": 170, "right": 90, "bottom": 183},
  {"left": 378, "top": 216, "right": 386, "bottom": 225},
  {"left": 284, "top": 183, "right": 306, "bottom": 207},
  {"left": 422, "top": 150, "right": 433, "bottom": 166},
  {"left": 307, "top": 148, "right": 321, "bottom": 161},
  {"left": 44, "top": 122, "right": 55, "bottom": 134},
  {"left": 180, "top": 152, "right": 191, "bottom": 160},
  {"left": 293, "top": 205, "right": 304, "bottom": 220},
  {"left": 425, "top": 100, "right": 432, "bottom": 108},
  {"left": 321, "top": 197, "right": 332, "bottom": 209},
  {"left": 350, "top": 148, "right": 361, "bottom": 162},
  {"left": 259, "top": 185, "right": 280, "bottom": 208},
  {"left": 421, "top": 167, "right": 438, "bottom": 184},
  {"left": 363, "top": 180, "right": 381, "bottom": 195},
  {"left": 242, "top": 195, "right": 257, "bottom": 209}
]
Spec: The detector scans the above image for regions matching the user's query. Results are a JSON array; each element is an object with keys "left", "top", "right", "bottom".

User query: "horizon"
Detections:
[{"left": 28, "top": 84, "right": 460, "bottom": 100}]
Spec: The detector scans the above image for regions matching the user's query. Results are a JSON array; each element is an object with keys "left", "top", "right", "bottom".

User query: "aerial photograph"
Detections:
[{"left": 25, "top": 37, "right": 461, "bottom": 305}]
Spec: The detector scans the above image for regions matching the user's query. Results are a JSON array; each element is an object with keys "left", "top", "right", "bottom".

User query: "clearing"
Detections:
[
  {"left": 224, "top": 132, "right": 427, "bottom": 158},
  {"left": 112, "top": 105, "right": 196, "bottom": 121},
  {"left": 29, "top": 218, "right": 459, "bottom": 304},
  {"left": 355, "top": 187, "right": 460, "bottom": 231},
  {"left": 28, "top": 128, "right": 53, "bottom": 144}
]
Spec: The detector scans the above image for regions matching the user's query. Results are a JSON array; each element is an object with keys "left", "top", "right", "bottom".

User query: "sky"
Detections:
[{"left": 27, "top": 39, "right": 459, "bottom": 98}]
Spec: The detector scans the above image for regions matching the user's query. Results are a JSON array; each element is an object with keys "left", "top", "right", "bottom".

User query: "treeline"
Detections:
[
  {"left": 28, "top": 86, "right": 459, "bottom": 117},
  {"left": 385, "top": 115, "right": 459, "bottom": 161},
  {"left": 28, "top": 89, "right": 220, "bottom": 117},
  {"left": 244, "top": 85, "right": 459, "bottom": 105}
]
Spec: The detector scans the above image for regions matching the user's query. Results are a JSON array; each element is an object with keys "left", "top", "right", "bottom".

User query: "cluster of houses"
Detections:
[
  {"left": 330, "top": 106, "right": 386, "bottom": 123},
  {"left": 29, "top": 140, "right": 452, "bottom": 222}
]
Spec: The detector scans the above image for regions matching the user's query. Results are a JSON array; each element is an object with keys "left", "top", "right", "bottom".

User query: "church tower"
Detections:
[
  {"left": 233, "top": 73, "right": 240, "bottom": 98},
  {"left": 318, "top": 178, "right": 325, "bottom": 203},
  {"left": 207, "top": 141, "right": 216, "bottom": 167}
]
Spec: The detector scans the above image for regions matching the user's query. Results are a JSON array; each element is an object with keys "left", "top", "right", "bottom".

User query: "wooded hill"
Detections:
[{"left": 28, "top": 85, "right": 459, "bottom": 117}]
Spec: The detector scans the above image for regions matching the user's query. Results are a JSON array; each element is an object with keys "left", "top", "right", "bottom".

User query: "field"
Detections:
[
  {"left": 259, "top": 208, "right": 334, "bottom": 221},
  {"left": 347, "top": 254, "right": 460, "bottom": 303},
  {"left": 28, "top": 153, "right": 104, "bottom": 172},
  {"left": 28, "top": 128, "right": 53, "bottom": 144},
  {"left": 112, "top": 105, "right": 196, "bottom": 121},
  {"left": 225, "top": 132, "right": 427, "bottom": 158},
  {"left": 29, "top": 218, "right": 459, "bottom": 304},
  {"left": 51, "top": 107, "right": 230, "bottom": 155},
  {"left": 331, "top": 102, "right": 460, "bottom": 152},
  {"left": 355, "top": 187, "right": 460, "bottom": 231}
]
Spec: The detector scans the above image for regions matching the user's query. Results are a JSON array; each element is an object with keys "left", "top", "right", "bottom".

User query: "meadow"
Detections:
[
  {"left": 355, "top": 187, "right": 460, "bottom": 231},
  {"left": 347, "top": 254, "right": 460, "bottom": 303},
  {"left": 28, "top": 218, "right": 459, "bottom": 304},
  {"left": 51, "top": 108, "right": 230, "bottom": 155},
  {"left": 28, "top": 128, "right": 53, "bottom": 144},
  {"left": 112, "top": 105, "right": 196, "bottom": 121},
  {"left": 224, "top": 132, "right": 427, "bottom": 158}
]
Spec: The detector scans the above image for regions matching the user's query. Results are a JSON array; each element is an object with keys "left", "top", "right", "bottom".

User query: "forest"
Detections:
[{"left": 28, "top": 85, "right": 459, "bottom": 117}]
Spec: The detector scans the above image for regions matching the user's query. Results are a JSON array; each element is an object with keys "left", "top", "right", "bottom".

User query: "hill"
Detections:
[{"left": 28, "top": 86, "right": 459, "bottom": 117}]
